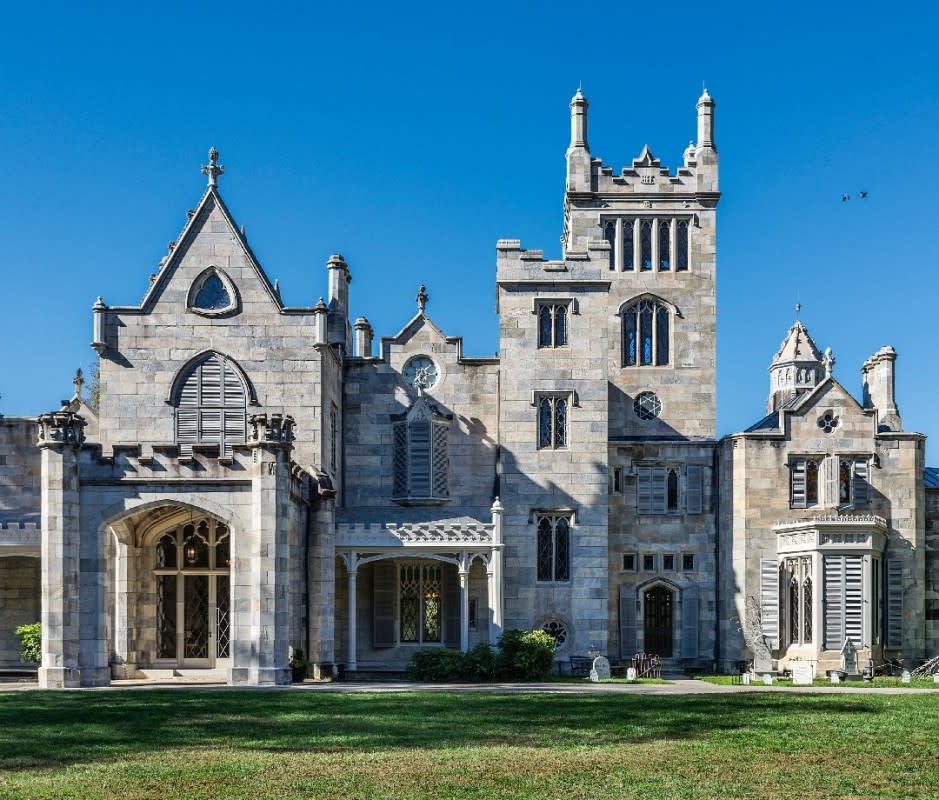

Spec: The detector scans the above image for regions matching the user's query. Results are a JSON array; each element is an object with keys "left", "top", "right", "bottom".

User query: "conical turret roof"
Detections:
[{"left": 771, "top": 320, "right": 823, "bottom": 366}]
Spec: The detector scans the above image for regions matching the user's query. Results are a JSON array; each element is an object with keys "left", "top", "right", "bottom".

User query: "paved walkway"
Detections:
[{"left": 2, "top": 676, "right": 937, "bottom": 695}]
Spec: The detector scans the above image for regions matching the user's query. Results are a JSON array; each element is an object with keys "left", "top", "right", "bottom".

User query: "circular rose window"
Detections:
[{"left": 633, "top": 391, "right": 661, "bottom": 420}]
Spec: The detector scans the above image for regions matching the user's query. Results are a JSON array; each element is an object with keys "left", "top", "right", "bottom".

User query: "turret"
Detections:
[
  {"left": 326, "top": 253, "right": 352, "bottom": 353},
  {"left": 353, "top": 316, "right": 374, "bottom": 358},
  {"left": 695, "top": 89, "right": 718, "bottom": 192},
  {"left": 767, "top": 319, "right": 824, "bottom": 413},
  {"left": 565, "top": 88, "right": 592, "bottom": 194},
  {"left": 861, "top": 346, "right": 902, "bottom": 431}
]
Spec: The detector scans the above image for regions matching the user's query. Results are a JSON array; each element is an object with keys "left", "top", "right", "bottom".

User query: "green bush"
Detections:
[
  {"left": 406, "top": 630, "right": 555, "bottom": 682},
  {"left": 15, "top": 622, "right": 41, "bottom": 665},
  {"left": 496, "top": 629, "right": 556, "bottom": 680}
]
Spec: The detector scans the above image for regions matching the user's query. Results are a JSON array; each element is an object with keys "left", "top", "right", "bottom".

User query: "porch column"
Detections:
[
  {"left": 488, "top": 498, "right": 504, "bottom": 644},
  {"left": 459, "top": 566, "right": 469, "bottom": 653},
  {"left": 345, "top": 554, "right": 358, "bottom": 672}
]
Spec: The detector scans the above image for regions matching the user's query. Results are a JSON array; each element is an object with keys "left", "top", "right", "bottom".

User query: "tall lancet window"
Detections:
[
  {"left": 640, "top": 220, "right": 653, "bottom": 270},
  {"left": 622, "top": 220, "right": 634, "bottom": 270},
  {"left": 658, "top": 220, "right": 671, "bottom": 270},
  {"left": 604, "top": 221, "right": 616, "bottom": 270},
  {"left": 676, "top": 220, "right": 689, "bottom": 270},
  {"left": 623, "top": 298, "right": 670, "bottom": 367},
  {"left": 175, "top": 353, "right": 248, "bottom": 457}
]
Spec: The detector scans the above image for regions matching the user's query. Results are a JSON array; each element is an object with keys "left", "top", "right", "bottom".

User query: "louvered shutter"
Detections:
[
  {"left": 223, "top": 409, "right": 246, "bottom": 455},
  {"left": 201, "top": 356, "right": 222, "bottom": 405},
  {"left": 222, "top": 362, "right": 244, "bottom": 407},
  {"left": 619, "top": 584, "right": 637, "bottom": 658},
  {"left": 432, "top": 422, "right": 449, "bottom": 498},
  {"left": 844, "top": 556, "right": 863, "bottom": 645},
  {"left": 760, "top": 559, "right": 780, "bottom": 648},
  {"left": 886, "top": 559, "right": 904, "bottom": 649},
  {"left": 637, "top": 467, "right": 652, "bottom": 514},
  {"left": 443, "top": 565, "right": 461, "bottom": 648},
  {"left": 824, "top": 455, "right": 838, "bottom": 507},
  {"left": 791, "top": 460, "right": 806, "bottom": 508},
  {"left": 824, "top": 555, "right": 845, "bottom": 649},
  {"left": 681, "top": 583, "right": 699, "bottom": 658},
  {"left": 409, "top": 421, "right": 431, "bottom": 496},
  {"left": 686, "top": 465, "right": 704, "bottom": 514},
  {"left": 852, "top": 459, "right": 870, "bottom": 507},
  {"left": 392, "top": 423, "right": 407, "bottom": 498},
  {"left": 372, "top": 562, "right": 395, "bottom": 648},
  {"left": 651, "top": 468, "right": 667, "bottom": 513},
  {"left": 200, "top": 409, "right": 222, "bottom": 445}
]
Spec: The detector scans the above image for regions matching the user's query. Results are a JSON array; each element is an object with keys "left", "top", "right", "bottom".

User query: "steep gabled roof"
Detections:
[{"left": 925, "top": 467, "right": 939, "bottom": 489}]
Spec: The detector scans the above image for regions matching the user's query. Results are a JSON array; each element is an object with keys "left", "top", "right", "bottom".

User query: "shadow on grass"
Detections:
[{"left": 0, "top": 690, "right": 917, "bottom": 772}]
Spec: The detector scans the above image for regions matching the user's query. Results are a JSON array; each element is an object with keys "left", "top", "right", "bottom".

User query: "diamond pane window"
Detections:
[
  {"left": 536, "top": 515, "right": 572, "bottom": 583},
  {"left": 537, "top": 396, "right": 568, "bottom": 449},
  {"left": 399, "top": 563, "right": 443, "bottom": 644},
  {"left": 537, "top": 303, "right": 569, "bottom": 348}
]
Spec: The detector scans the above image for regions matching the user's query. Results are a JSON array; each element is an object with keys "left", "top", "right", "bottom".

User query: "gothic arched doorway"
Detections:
[
  {"left": 643, "top": 585, "right": 673, "bottom": 657},
  {"left": 153, "top": 518, "right": 232, "bottom": 668}
]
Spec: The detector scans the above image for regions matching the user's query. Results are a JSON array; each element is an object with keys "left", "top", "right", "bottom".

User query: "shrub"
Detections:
[
  {"left": 15, "top": 622, "right": 41, "bottom": 665},
  {"left": 406, "top": 647, "right": 466, "bottom": 681},
  {"left": 461, "top": 641, "right": 497, "bottom": 681},
  {"left": 496, "top": 629, "right": 556, "bottom": 681}
]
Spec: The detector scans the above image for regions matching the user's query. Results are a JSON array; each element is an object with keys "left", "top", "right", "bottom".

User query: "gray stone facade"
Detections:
[{"left": 0, "top": 90, "right": 937, "bottom": 682}]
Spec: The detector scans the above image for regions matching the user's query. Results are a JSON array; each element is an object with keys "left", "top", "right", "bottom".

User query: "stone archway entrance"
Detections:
[
  {"left": 643, "top": 585, "right": 673, "bottom": 657},
  {"left": 153, "top": 518, "right": 232, "bottom": 669}
]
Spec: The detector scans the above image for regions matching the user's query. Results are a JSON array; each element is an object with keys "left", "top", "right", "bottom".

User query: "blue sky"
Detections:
[{"left": 2, "top": 2, "right": 938, "bottom": 456}]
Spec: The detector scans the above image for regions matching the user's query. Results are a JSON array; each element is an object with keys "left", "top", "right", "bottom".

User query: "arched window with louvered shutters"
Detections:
[{"left": 175, "top": 353, "right": 247, "bottom": 457}]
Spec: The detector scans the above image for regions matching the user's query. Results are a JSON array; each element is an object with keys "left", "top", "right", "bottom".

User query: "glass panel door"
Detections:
[{"left": 183, "top": 575, "right": 211, "bottom": 666}]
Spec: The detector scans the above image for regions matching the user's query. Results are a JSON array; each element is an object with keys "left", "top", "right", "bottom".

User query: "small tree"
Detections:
[{"left": 15, "top": 622, "right": 40, "bottom": 665}]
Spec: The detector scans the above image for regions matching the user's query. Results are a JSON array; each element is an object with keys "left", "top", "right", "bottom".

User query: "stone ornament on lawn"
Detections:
[
  {"left": 902, "top": 670, "right": 911, "bottom": 684},
  {"left": 840, "top": 639, "right": 858, "bottom": 675},
  {"left": 792, "top": 662, "right": 814, "bottom": 686},
  {"left": 589, "top": 656, "right": 611, "bottom": 682},
  {"left": 763, "top": 674, "right": 773, "bottom": 686},
  {"left": 626, "top": 667, "right": 637, "bottom": 681},
  {"left": 831, "top": 672, "right": 841, "bottom": 685}
]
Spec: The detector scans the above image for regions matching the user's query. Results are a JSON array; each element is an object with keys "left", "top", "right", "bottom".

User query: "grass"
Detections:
[
  {"left": 697, "top": 674, "right": 939, "bottom": 688},
  {"left": 0, "top": 689, "right": 937, "bottom": 798}
]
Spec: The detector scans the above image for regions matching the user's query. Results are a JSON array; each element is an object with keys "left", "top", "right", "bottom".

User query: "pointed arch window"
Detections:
[
  {"left": 603, "top": 221, "right": 616, "bottom": 269},
  {"left": 188, "top": 268, "right": 239, "bottom": 316},
  {"left": 392, "top": 398, "right": 450, "bottom": 504},
  {"left": 538, "top": 303, "right": 568, "bottom": 348},
  {"left": 676, "top": 220, "right": 689, "bottom": 270},
  {"left": 658, "top": 220, "right": 671, "bottom": 270},
  {"left": 622, "top": 298, "right": 670, "bottom": 367},
  {"left": 640, "top": 220, "right": 653, "bottom": 270},
  {"left": 175, "top": 353, "right": 248, "bottom": 457}
]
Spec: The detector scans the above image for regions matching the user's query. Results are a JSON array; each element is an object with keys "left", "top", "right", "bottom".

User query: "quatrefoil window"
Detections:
[{"left": 817, "top": 411, "right": 839, "bottom": 433}]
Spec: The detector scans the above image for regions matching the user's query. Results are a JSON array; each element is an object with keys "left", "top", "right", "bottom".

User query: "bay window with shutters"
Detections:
[
  {"left": 768, "top": 517, "right": 901, "bottom": 660},
  {"left": 174, "top": 352, "right": 249, "bottom": 457},
  {"left": 391, "top": 397, "right": 451, "bottom": 504}
]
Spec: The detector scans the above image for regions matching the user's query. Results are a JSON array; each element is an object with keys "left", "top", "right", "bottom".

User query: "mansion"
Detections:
[{"left": 1, "top": 90, "right": 938, "bottom": 686}]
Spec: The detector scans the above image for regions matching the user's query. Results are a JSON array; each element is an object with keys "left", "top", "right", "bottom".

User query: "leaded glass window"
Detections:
[
  {"left": 399, "top": 563, "right": 443, "bottom": 643},
  {"left": 622, "top": 219, "right": 635, "bottom": 270},
  {"left": 536, "top": 515, "right": 571, "bottom": 582},
  {"left": 604, "top": 221, "right": 616, "bottom": 269},
  {"left": 537, "top": 303, "right": 568, "bottom": 348},
  {"left": 622, "top": 298, "right": 669, "bottom": 367},
  {"left": 676, "top": 220, "right": 689, "bottom": 270},
  {"left": 194, "top": 275, "right": 231, "bottom": 310},
  {"left": 785, "top": 557, "right": 813, "bottom": 645},
  {"left": 658, "top": 219, "right": 671, "bottom": 270},
  {"left": 538, "top": 396, "right": 568, "bottom": 449},
  {"left": 666, "top": 468, "right": 679, "bottom": 510},
  {"left": 640, "top": 220, "right": 653, "bottom": 269}
]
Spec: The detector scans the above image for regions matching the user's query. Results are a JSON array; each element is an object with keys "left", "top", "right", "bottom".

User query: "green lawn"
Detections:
[{"left": 0, "top": 689, "right": 937, "bottom": 799}]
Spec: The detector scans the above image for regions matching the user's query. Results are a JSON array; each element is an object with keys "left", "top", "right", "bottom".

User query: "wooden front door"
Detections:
[{"left": 643, "top": 586, "right": 674, "bottom": 657}]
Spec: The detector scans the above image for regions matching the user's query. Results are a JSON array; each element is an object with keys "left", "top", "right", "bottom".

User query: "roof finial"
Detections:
[
  {"left": 795, "top": 301, "right": 801, "bottom": 319},
  {"left": 823, "top": 347, "right": 835, "bottom": 377},
  {"left": 201, "top": 146, "right": 224, "bottom": 188},
  {"left": 416, "top": 283, "right": 428, "bottom": 315},
  {"left": 73, "top": 367, "right": 84, "bottom": 397}
]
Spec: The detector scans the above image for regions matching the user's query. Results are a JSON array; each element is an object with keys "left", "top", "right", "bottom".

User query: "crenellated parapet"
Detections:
[{"left": 36, "top": 410, "right": 86, "bottom": 448}]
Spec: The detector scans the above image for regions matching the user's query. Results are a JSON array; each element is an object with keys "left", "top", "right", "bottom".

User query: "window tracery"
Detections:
[{"left": 623, "top": 298, "right": 670, "bottom": 367}]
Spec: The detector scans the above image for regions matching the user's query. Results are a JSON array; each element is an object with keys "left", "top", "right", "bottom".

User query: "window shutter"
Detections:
[
  {"left": 222, "top": 362, "right": 245, "bottom": 407},
  {"left": 409, "top": 421, "right": 432, "bottom": 496},
  {"left": 886, "top": 559, "right": 904, "bottom": 649},
  {"left": 844, "top": 555, "right": 863, "bottom": 646},
  {"left": 651, "top": 467, "right": 667, "bottom": 513},
  {"left": 432, "top": 422, "right": 449, "bottom": 498},
  {"left": 392, "top": 423, "right": 407, "bottom": 498},
  {"left": 200, "top": 356, "right": 222, "bottom": 405},
  {"left": 619, "top": 584, "right": 637, "bottom": 658},
  {"left": 760, "top": 559, "right": 780, "bottom": 648},
  {"left": 176, "top": 408, "right": 198, "bottom": 444},
  {"left": 637, "top": 467, "right": 652, "bottom": 514},
  {"left": 852, "top": 459, "right": 870, "bottom": 507},
  {"left": 180, "top": 371, "right": 199, "bottom": 409},
  {"left": 223, "top": 409, "right": 246, "bottom": 455},
  {"left": 372, "top": 562, "right": 395, "bottom": 648},
  {"left": 791, "top": 460, "right": 806, "bottom": 508},
  {"left": 200, "top": 409, "right": 222, "bottom": 444},
  {"left": 824, "top": 455, "right": 838, "bottom": 507},
  {"left": 686, "top": 465, "right": 704, "bottom": 514},
  {"left": 443, "top": 565, "right": 461, "bottom": 649},
  {"left": 824, "top": 555, "right": 845, "bottom": 649},
  {"left": 681, "top": 583, "right": 699, "bottom": 659}
]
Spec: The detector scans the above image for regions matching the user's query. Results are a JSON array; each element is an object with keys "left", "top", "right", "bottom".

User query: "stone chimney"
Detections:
[
  {"left": 861, "top": 346, "right": 901, "bottom": 431},
  {"left": 353, "top": 317, "right": 374, "bottom": 358}
]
